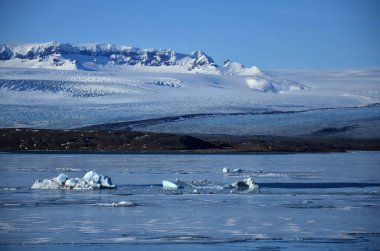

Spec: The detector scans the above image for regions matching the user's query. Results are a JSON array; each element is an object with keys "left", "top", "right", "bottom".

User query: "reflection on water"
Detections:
[{"left": 0, "top": 152, "right": 379, "bottom": 250}]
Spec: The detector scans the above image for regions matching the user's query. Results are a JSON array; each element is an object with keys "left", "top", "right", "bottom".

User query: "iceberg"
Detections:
[
  {"left": 31, "top": 171, "right": 116, "bottom": 190},
  {"left": 222, "top": 167, "right": 230, "bottom": 173},
  {"left": 94, "top": 201, "right": 139, "bottom": 207},
  {"left": 111, "top": 201, "right": 138, "bottom": 207},
  {"left": 162, "top": 179, "right": 224, "bottom": 192},
  {"left": 230, "top": 177, "right": 259, "bottom": 192},
  {"left": 31, "top": 179, "right": 60, "bottom": 190},
  {"left": 82, "top": 171, "right": 100, "bottom": 183},
  {"left": 162, "top": 180, "right": 183, "bottom": 189},
  {"left": 55, "top": 173, "right": 68, "bottom": 185},
  {"left": 65, "top": 178, "right": 80, "bottom": 188}
]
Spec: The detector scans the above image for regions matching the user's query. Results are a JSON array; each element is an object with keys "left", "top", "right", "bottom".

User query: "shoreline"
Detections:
[{"left": 1, "top": 128, "right": 379, "bottom": 153}]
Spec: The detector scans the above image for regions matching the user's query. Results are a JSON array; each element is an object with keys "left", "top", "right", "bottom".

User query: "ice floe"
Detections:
[
  {"left": 94, "top": 201, "right": 139, "bottom": 207},
  {"left": 112, "top": 201, "right": 138, "bottom": 207},
  {"left": 31, "top": 171, "right": 116, "bottom": 189},
  {"left": 162, "top": 180, "right": 183, "bottom": 190},
  {"left": 230, "top": 177, "right": 259, "bottom": 191},
  {"left": 162, "top": 178, "right": 232, "bottom": 192},
  {"left": 161, "top": 176, "right": 260, "bottom": 193},
  {"left": 222, "top": 167, "right": 230, "bottom": 173}
]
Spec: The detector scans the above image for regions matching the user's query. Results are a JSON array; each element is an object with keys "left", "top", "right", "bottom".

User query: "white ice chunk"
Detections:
[
  {"left": 31, "top": 180, "right": 42, "bottom": 189},
  {"left": 31, "top": 179, "right": 60, "bottom": 189},
  {"left": 162, "top": 180, "right": 182, "bottom": 189},
  {"left": 99, "top": 175, "right": 115, "bottom": 188},
  {"left": 112, "top": 201, "right": 137, "bottom": 207},
  {"left": 230, "top": 177, "right": 259, "bottom": 191},
  {"left": 83, "top": 171, "right": 100, "bottom": 183},
  {"left": 74, "top": 179, "right": 99, "bottom": 190},
  {"left": 55, "top": 173, "right": 68, "bottom": 185},
  {"left": 31, "top": 171, "right": 116, "bottom": 190},
  {"left": 65, "top": 178, "right": 79, "bottom": 188},
  {"left": 222, "top": 167, "right": 230, "bottom": 173}
]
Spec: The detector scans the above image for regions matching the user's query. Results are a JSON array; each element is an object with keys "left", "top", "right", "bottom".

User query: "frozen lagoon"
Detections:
[{"left": 0, "top": 152, "right": 379, "bottom": 250}]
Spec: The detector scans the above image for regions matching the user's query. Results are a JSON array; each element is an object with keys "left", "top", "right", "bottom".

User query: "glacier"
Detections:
[{"left": 0, "top": 42, "right": 379, "bottom": 137}]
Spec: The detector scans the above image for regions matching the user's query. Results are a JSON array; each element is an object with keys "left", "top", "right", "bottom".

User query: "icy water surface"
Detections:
[{"left": 0, "top": 152, "right": 379, "bottom": 250}]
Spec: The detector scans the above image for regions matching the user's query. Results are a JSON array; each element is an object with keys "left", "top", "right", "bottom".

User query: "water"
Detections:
[{"left": 0, "top": 152, "right": 379, "bottom": 250}]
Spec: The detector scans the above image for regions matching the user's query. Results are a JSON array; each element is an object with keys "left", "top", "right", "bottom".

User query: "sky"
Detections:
[{"left": 0, "top": 0, "right": 379, "bottom": 69}]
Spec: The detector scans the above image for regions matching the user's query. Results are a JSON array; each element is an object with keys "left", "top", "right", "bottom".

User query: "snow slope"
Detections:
[
  {"left": 0, "top": 67, "right": 379, "bottom": 136},
  {"left": 0, "top": 42, "right": 379, "bottom": 136}
]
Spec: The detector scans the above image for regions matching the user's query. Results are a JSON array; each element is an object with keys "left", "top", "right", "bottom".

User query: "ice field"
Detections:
[{"left": 0, "top": 152, "right": 379, "bottom": 250}]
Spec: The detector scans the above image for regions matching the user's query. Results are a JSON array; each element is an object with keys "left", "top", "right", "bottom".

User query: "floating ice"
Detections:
[
  {"left": 31, "top": 179, "right": 60, "bottom": 189},
  {"left": 82, "top": 171, "right": 100, "bottom": 183},
  {"left": 100, "top": 176, "right": 113, "bottom": 188},
  {"left": 232, "top": 168, "right": 243, "bottom": 173},
  {"left": 31, "top": 171, "right": 116, "bottom": 190},
  {"left": 162, "top": 180, "right": 183, "bottom": 189},
  {"left": 192, "top": 189, "right": 200, "bottom": 194},
  {"left": 162, "top": 179, "right": 224, "bottom": 192},
  {"left": 111, "top": 201, "right": 138, "bottom": 207},
  {"left": 65, "top": 178, "right": 79, "bottom": 188},
  {"left": 94, "top": 201, "right": 138, "bottom": 207},
  {"left": 222, "top": 167, "right": 230, "bottom": 173},
  {"left": 230, "top": 177, "right": 259, "bottom": 191},
  {"left": 55, "top": 173, "right": 68, "bottom": 185}
]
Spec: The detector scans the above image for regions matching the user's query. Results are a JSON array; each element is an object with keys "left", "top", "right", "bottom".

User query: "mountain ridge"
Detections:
[{"left": 0, "top": 41, "right": 260, "bottom": 75}]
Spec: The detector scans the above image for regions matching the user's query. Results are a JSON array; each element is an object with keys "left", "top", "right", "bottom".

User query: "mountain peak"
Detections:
[
  {"left": 222, "top": 60, "right": 261, "bottom": 76},
  {"left": 0, "top": 42, "right": 260, "bottom": 75}
]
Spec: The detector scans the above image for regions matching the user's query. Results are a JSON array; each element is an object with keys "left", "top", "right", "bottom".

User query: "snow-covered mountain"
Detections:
[
  {"left": 0, "top": 41, "right": 259, "bottom": 75},
  {"left": 0, "top": 41, "right": 310, "bottom": 93},
  {"left": 2, "top": 42, "right": 378, "bottom": 135}
]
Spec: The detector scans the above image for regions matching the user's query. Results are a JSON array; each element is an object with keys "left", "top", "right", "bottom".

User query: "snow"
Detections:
[
  {"left": 0, "top": 42, "right": 222, "bottom": 74},
  {"left": 0, "top": 67, "right": 378, "bottom": 134},
  {"left": 222, "top": 60, "right": 261, "bottom": 76},
  {"left": 0, "top": 43, "right": 379, "bottom": 136},
  {"left": 31, "top": 171, "right": 116, "bottom": 190},
  {"left": 0, "top": 42, "right": 272, "bottom": 77},
  {"left": 246, "top": 78, "right": 271, "bottom": 91}
]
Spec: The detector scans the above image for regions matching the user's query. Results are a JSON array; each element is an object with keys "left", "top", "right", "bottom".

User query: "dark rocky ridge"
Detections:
[
  {"left": 1, "top": 128, "right": 379, "bottom": 153},
  {"left": 0, "top": 128, "right": 217, "bottom": 152}
]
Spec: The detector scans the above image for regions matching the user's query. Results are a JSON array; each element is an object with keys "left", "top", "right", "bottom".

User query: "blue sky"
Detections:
[{"left": 0, "top": 0, "right": 379, "bottom": 69}]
